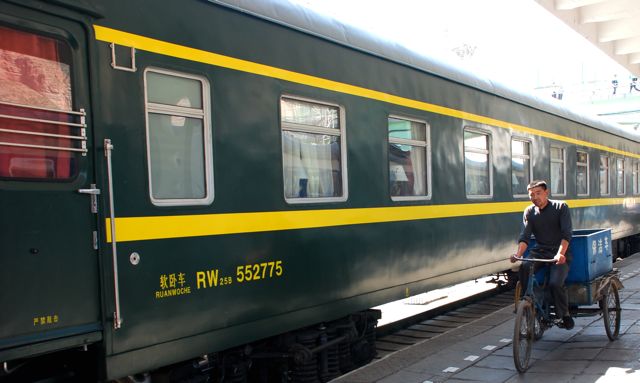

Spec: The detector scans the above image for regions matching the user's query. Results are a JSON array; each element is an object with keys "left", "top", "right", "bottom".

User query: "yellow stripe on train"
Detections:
[
  {"left": 105, "top": 198, "right": 638, "bottom": 242},
  {"left": 93, "top": 25, "right": 639, "bottom": 159}
]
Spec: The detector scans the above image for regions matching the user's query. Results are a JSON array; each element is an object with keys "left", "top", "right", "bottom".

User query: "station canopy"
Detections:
[{"left": 536, "top": 0, "right": 640, "bottom": 76}]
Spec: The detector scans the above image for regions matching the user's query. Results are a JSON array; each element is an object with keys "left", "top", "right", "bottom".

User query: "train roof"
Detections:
[{"left": 210, "top": 0, "right": 638, "bottom": 142}]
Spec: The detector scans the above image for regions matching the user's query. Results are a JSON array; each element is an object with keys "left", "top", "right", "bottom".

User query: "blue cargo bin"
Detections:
[
  {"left": 527, "top": 228, "right": 613, "bottom": 305},
  {"left": 566, "top": 229, "right": 613, "bottom": 283},
  {"left": 526, "top": 228, "right": 613, "bottom": 281}
]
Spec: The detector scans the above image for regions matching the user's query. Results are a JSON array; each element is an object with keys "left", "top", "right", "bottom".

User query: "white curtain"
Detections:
[
  {"left": 409, "top": 147, "right": 426, "bottom": 195},
  {"left": 300, "top": 139, "right": 333, "bottom": 197},
  {"left": 283, "top": 133, "right": 336, "bottom": 198}
]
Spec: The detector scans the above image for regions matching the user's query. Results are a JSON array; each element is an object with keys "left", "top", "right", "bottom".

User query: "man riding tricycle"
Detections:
[{"left": 509, "top": 180, "right": 623, "bottom": 372}]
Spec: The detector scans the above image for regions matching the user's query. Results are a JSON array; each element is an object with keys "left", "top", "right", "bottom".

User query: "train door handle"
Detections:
[
  {"left": 78, "top": 184, "right": 101, "bottom": 214},
  {"left": 78, "top": 188, "right": 101, "bottom": 195}
]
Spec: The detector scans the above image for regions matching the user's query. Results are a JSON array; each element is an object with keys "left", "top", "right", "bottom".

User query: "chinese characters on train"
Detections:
[
  {"left": 154, "top": 260, "right": 284, "bottom": 299},
  {"left": 33, "top": 314, "right": 59, "bottom": 327}
]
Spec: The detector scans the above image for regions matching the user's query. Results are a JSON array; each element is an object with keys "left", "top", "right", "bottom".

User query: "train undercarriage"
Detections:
[{"left": 2, "top": 310, "right": 380, "bottom": 383}]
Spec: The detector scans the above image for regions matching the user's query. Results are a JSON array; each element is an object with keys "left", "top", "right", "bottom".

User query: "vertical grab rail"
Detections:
[{"left": 104, "top": 139, "right": 122, "bottom": 329}]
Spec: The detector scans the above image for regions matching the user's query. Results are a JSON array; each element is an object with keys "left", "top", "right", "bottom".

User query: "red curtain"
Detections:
[{"left": 0, "top": 26, "right": 74, "bottom": 180}]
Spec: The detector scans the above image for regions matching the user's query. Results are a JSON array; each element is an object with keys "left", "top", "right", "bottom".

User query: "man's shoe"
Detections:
[{"left": 563, "top": 316, "right": 574, "bottom": 330}]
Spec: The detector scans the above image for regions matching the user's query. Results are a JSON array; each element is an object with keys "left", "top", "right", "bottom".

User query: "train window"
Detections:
[
  {"left": 576, "top": 150, "right": 589, "bottom": 196},
  {"left": 511, "top": 138, "right": 531, "bottom": 196},
  {"left": 600, "top": 155, "right": 610, "bottom": 195},
  {"left": 144, "top": 68, "right": 213, "bottom": 206},
  {"left": 281, "top": 96, "right": 346, "bottom": 203},
  {"left": 633, "top": 162, "right": 639, "bottom": 195},
  {"left": 0, "top": 25, "right": 81, "bottom": 181},
  {"left": 464, "top": 129, "right": 492, "bottom": 197},
  {"left": 550, "top": 146, "right": 565, "bottom": 196},
  {"left": 616, "top": 158, "right": 625, "bottom": 195},
  {"left": 388, "top": 116, "right": 430, "bottom": 200}
]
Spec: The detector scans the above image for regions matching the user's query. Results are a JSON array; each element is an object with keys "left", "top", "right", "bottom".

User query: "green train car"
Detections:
[{"left": 1, "top": 0, "right": 639, "bottom": 381}]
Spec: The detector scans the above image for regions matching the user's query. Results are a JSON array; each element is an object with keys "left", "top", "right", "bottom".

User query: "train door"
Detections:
[{"left": 0, "top": 16, "right": 101, "bottom": 360}]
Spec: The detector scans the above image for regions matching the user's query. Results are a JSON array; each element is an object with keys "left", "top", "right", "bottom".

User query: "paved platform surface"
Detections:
[{"left": 333, "top": 254, "right": 640, "bottom": 383}]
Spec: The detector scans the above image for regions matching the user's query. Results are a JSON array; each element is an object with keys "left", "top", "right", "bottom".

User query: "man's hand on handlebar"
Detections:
[
  {"left": 554, "top": 253, "right": 566, "bottom": 265},
  {"left": 510, "top": 254, "right": 519, "bottom": 263}
]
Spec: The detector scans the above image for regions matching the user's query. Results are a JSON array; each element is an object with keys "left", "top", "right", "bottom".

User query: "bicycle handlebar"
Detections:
[{"left": 512, "top": 256, "right": 557, "bottom": 263}]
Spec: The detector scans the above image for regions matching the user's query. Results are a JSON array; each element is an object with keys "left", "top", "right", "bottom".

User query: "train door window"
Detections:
[
  {"left": 600, "top": 155, "right": 610, "bottom": 196},
  {"left": 388, "top": 116, "right": 430, "bottom": 200},
  {"left": 280, "top": 96, "right": 346, "bottom": 203},
  {"left": 576, "top": 150, "right": 589, "bottom": 196},
  {"left": 550, "top": 146, "right": 565, "bottom": 196},
  {"left": 0, "top": 25, "right": 83, "bottom": 180},
  {"left": 511, "top": 138, "right": 531, "bottom": 197},
  {"left": 616, "top": 157, "right": 625, "bottom": 195},
  {"left": 464, "top": 129, "right": 492, "bottom": 197},
  {"left": 144, "top": 68, "right": 213, "bottom": 206},
  {"left": 633, "top": 162, "right": 639, "bottom": 195}
]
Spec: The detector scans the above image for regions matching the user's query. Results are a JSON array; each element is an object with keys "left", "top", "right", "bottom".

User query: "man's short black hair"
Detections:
[{"left": 527, "top": 180, "right": 547, "bottom": 190}]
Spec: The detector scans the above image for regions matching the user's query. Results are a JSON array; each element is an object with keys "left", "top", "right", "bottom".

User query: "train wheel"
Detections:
[
  {"left": 513, "top": 299, "right": 534, "bottom": 372},
  {"left": 601, "top": 284, "right": 621, "bottom": 340}
]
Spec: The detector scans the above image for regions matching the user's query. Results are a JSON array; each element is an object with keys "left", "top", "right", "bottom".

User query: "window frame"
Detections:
[
  {"left": 280, "top": 95, "right": 348, "bottom": 204},
  {"left": 616, "top": 157, "right": 626, "bottom": 196},
  {"left": 388, "top": 114, "right": 432, "bottom": 201},
  {"left": 143, "top": 67, "right": 214, "bottom": 207},
  {"left": 600, "top": 154, "right": 610, "bottom": 196},
  {"left": 576, "top": 149, "right": 590, "bottom": 197},
  {"left": 463, "top": 127, "right": 493, "bottom": 199},
  {"left": 510, "top": 137, "right": 533, "bottom": 198},
  {"left": 550, "top": 145, "right": 566, "bottom": 197}
]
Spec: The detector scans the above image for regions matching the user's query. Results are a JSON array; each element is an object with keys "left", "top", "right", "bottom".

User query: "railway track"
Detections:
[{"left": 374, "top": 288, "right": 515, "bottom": 359}]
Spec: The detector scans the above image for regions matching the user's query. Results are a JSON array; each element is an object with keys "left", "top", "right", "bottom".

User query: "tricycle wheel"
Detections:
[
  {"left": 513, "top": 299, "right": 534, "bottom": 372},
  {"left": 533, "top": 315, "right": 545, "bottom": 340},
  {"left": 600, "top": 283, "right": 621, "bottom": 340},
  {"left": 514, "top": 281, "right": 522, "bottom": 313}
]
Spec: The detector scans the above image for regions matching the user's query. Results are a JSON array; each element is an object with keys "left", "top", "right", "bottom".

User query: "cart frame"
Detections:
[{"left": 511, "top": 257, "right": 623, "bottom": 373}]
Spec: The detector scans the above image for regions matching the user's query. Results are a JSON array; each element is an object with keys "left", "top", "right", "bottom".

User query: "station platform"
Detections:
[{"left": 333, "top": 254, "right": 640, "bottom": 383}]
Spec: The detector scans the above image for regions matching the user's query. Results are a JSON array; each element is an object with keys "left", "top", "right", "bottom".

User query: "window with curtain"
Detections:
[
  {"left": 281, "top": 97, "right": 345, "bottom": 202},
  {"left": 550, "top": 146, "right": 565, "bottom": 195},
  {"left": 388, "top": 116, "right": 429, "bottom": 200},
  {"left": 144, "top": 69, "right": 213, "bottom": 206},
  {"left": 600, "top": 155, "right": 610, "bottom": 196},
  {"left": 464, "top": 129, "right": 491, "bottom": 197},
  {"left": 576, "top": 150, "right": 589, "bottom": 196},
  {"left": 511, "top": 138, "right": 531, "bottom": 196},
  {"left": 0, "top": 25, "right": 79, "bottom": 180},
  {"left": 616, "top": 158, "right": 625, "bottom": 195}
]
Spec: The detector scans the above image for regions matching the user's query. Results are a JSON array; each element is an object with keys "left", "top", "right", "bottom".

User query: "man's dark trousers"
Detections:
[{"left": 519, "top": 247, "right": 571, "bottom": 319}]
